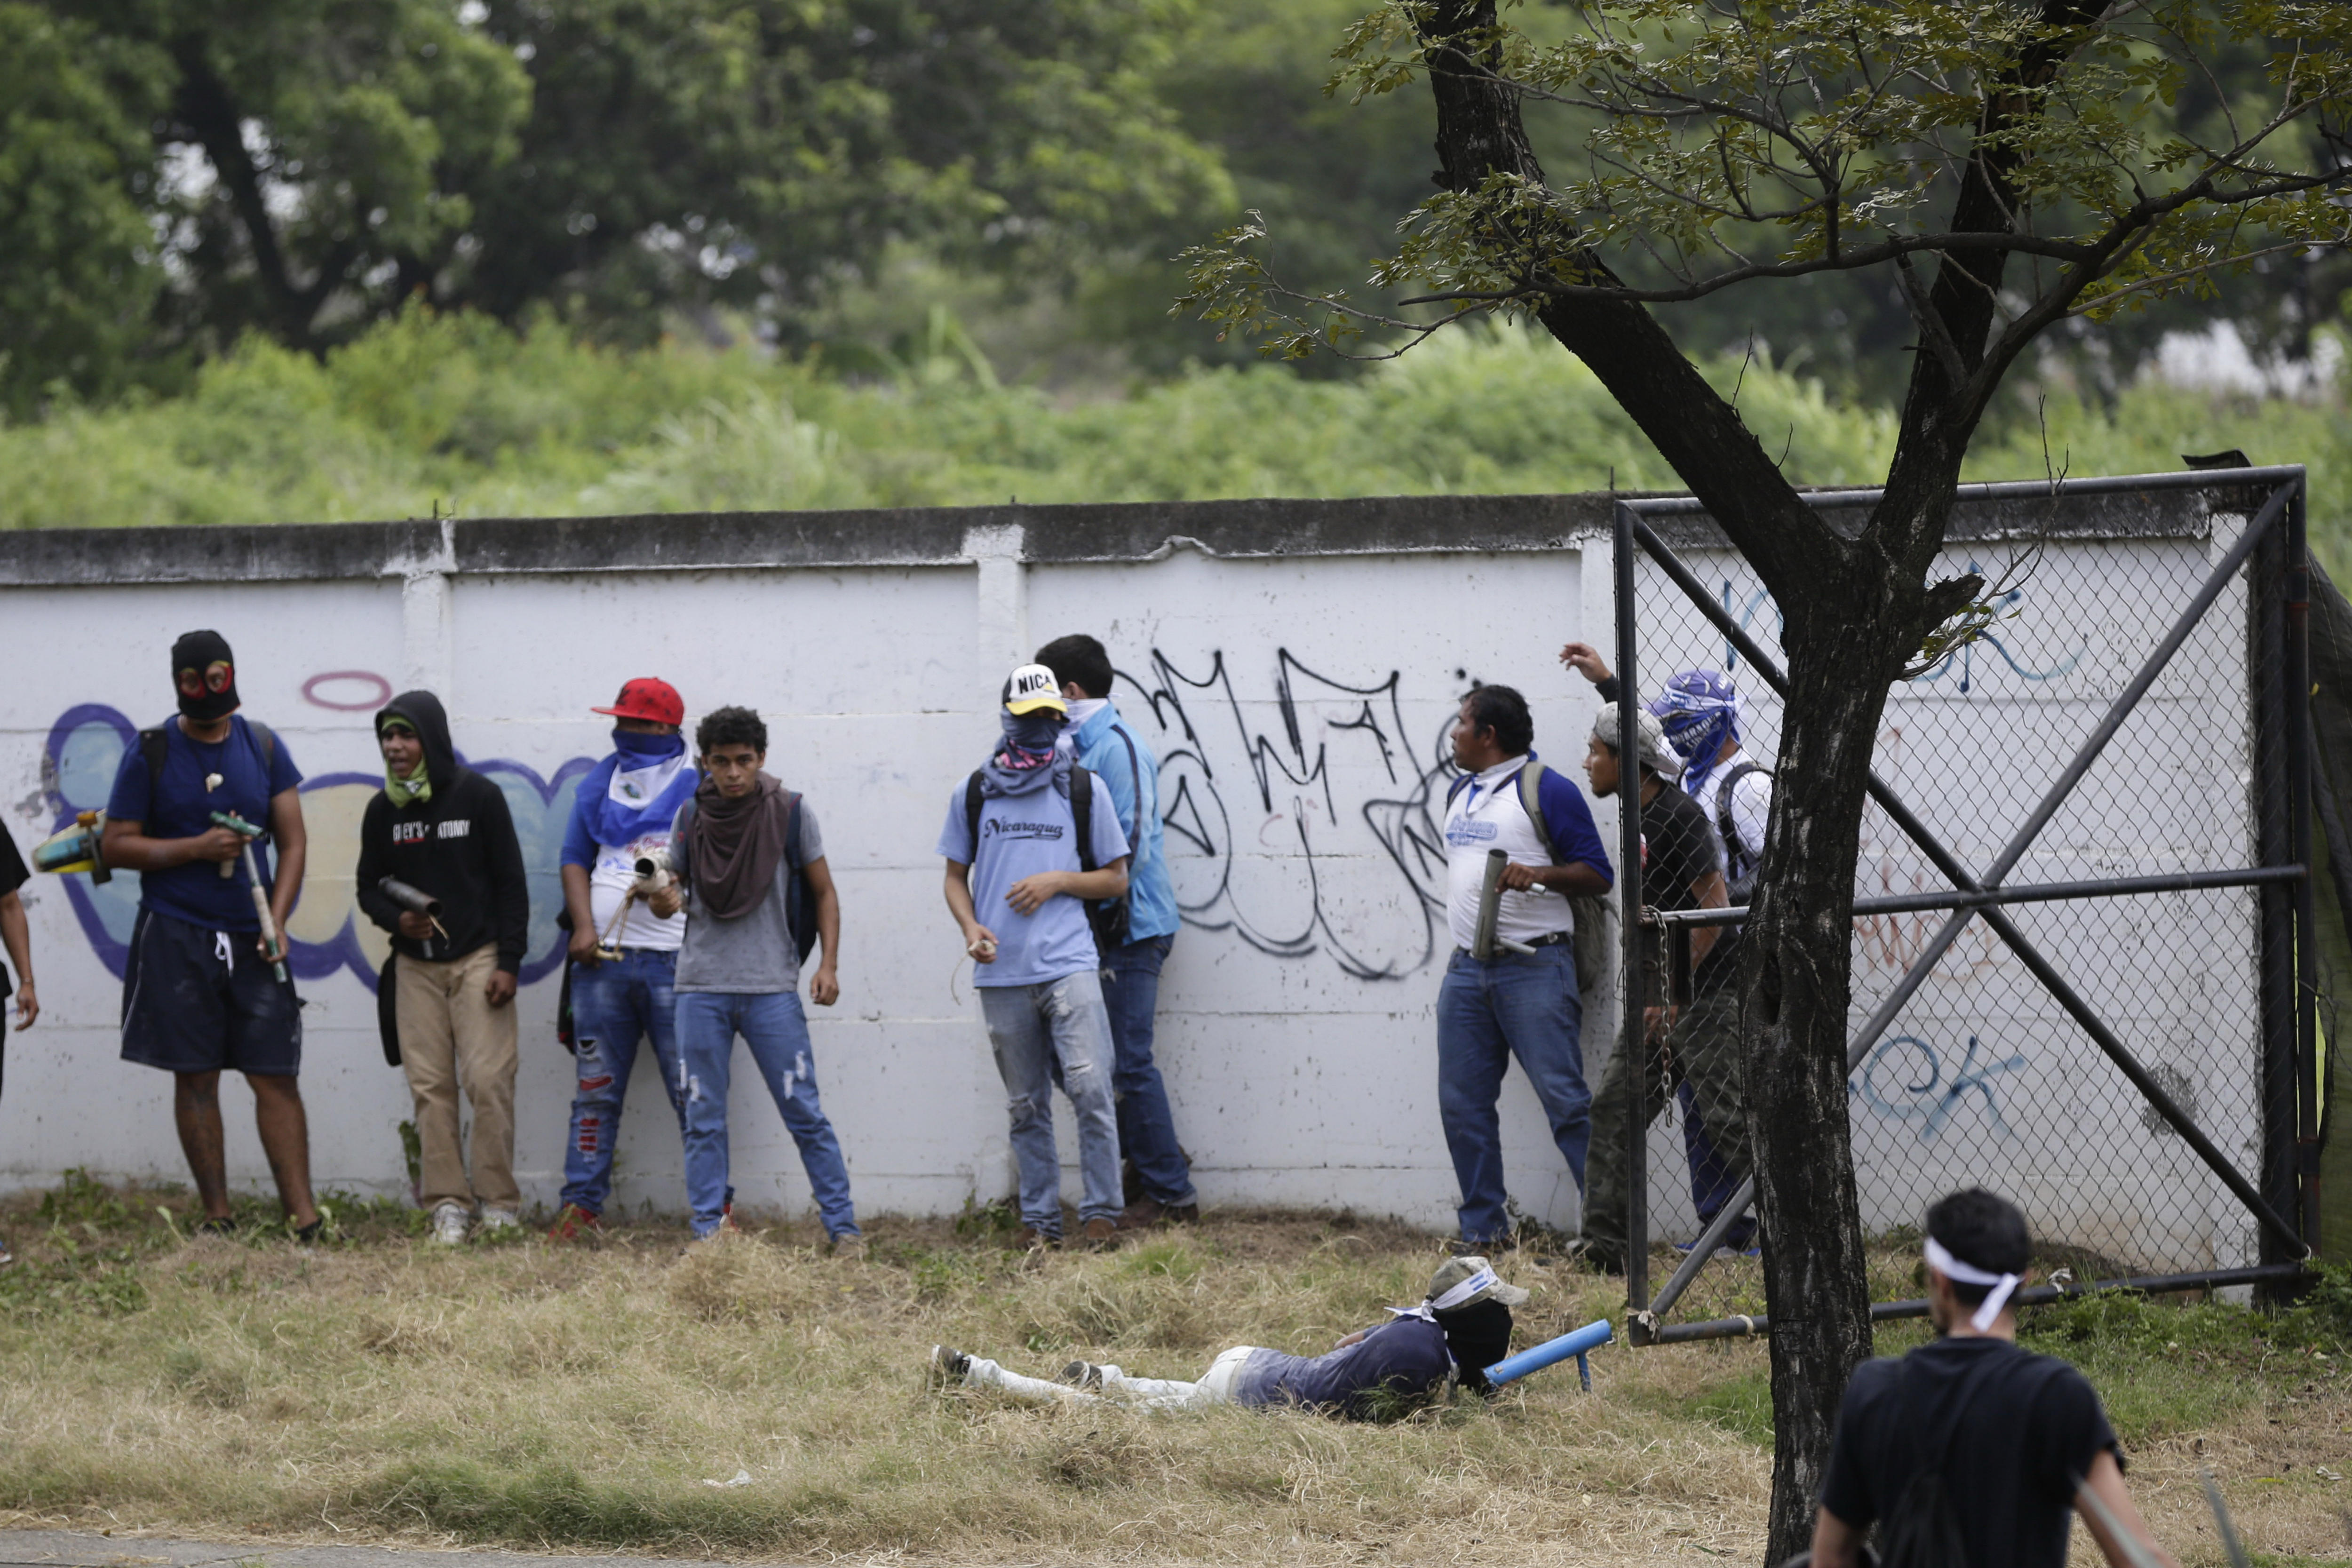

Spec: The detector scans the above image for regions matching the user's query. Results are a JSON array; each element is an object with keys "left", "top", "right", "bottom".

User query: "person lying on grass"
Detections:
[{"left": 930, "top": 1256, "right": 1524, "bottom": 1418}]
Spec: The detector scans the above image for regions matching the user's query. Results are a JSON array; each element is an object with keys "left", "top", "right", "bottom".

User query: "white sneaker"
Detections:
[
  {"left": 477, "top": 1208, "right": 519, "bottom": 1234},
  {"left": 429, "top": 1202, "right": 472, "bottom": 1245}
]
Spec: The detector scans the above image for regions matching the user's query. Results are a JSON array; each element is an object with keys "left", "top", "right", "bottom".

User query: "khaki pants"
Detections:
[{"left": 397, "top": 946, "right": 520, "bottom": 1210}]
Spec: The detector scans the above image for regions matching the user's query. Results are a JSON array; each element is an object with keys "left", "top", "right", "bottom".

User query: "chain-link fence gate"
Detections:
[{"left": 1601, "top": 466, "right": 2318, "bottom": 1344}]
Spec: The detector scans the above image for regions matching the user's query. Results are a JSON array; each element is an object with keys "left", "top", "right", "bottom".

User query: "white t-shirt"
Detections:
[
  {"left": 588, "top": 828, "right": 686, "bottom": 952},
  {"left": 1443, "top": 756, "right": 1575, "bottom": 950}
]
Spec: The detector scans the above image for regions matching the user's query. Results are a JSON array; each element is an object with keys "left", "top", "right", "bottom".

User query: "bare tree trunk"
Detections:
[{"left": 1740, "top": 589, "right": 1902, "bottom": 1558}]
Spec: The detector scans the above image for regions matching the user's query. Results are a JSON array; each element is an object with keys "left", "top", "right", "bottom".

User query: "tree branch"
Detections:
[{"left": 1418, "top": 0, "right": 1846, "bottom": 599}]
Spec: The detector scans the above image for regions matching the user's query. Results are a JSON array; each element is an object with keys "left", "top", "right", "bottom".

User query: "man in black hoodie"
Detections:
[{"left": 355, "top": 692, "right": 531, "bottom": 1245}]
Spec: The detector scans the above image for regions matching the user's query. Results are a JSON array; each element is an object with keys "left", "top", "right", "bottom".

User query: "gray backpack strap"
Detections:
[
  {"left": 1715, "top": 760, "right": 1770, "bottom": 900},
  {"left": 1515, "top": 761, "right": 1559, "bottom": 863},
  {"left": 1518, "top": 759, "right": 1612, "bottom": 995}
]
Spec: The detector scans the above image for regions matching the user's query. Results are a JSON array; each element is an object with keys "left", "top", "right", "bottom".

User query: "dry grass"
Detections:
[{"left": 0, "top": 1177, "right": 2344, "bottom": 1567}]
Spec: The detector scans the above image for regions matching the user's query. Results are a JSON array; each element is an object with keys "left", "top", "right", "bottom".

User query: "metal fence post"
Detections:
[
  {"left": 1613, "top": 500, "right": 1647, "bottom": 1305},
  {"left": 2288, "top": 477, "right": 2320, "bottom": 1250}
]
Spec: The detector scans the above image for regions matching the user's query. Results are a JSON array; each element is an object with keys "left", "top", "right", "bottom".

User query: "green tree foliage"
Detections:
[
  {"left": 0, "top": 4, "right": 171, "bottom": 417},
  {"left": 0, "top": 0, "right": 1231, "bottom": 395},
  {"left": 458, "top": 0, "right": 1230, "bottom": 337}
]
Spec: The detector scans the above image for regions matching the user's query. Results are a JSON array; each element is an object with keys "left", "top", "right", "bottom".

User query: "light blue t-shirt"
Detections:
[
  {"left": 936, "top": 771, "right": 1129, "bottom": 987},
  {"left": 1067, "top": 701, "right": 1178, "bottom": 943}
]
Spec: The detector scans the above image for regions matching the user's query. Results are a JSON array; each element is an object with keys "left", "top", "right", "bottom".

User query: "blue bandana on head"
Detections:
[{"left": 1647, "top": 669, "right": 1741, "bottom": 797}]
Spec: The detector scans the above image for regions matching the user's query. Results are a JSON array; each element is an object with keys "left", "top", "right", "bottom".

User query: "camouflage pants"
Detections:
[{"left": 1578, "top": 983, "right": 1750, "bottom": 1264}]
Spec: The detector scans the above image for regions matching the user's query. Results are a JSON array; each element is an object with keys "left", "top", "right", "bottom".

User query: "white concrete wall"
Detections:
[
  {"left": 0, "top": 500, "right": 2269, "bottom": 1266},
  {"left": 0, "top": 524, "right": 1621, "bottom": 1235}
]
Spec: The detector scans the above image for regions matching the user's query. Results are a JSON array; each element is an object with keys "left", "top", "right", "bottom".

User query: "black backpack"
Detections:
[
  {"left": 1870, "top": 1354, "right": 2007, "bottom": 1568},
  {"left": 964, "top": 764, "right": 1129, "bottom": 959}
]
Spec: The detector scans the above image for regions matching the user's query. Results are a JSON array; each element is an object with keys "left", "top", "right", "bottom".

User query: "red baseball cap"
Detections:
[{"left": 592, "top": 677, "right": 684, "bottom": 726}]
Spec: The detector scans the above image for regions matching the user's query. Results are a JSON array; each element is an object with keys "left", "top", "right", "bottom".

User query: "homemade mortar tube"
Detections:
[
  {"left": 1470, "top": 847, "right": 1538, "bottom": 960},
  {"left": 1483, "top": 1318, "right": 1613, "bottom": 1392},
  {"left": 212, "top": 812, "right": 288, "bottom": 983},
  {"left": 376, "top": 877, "right": 443, "bottom": 919}
]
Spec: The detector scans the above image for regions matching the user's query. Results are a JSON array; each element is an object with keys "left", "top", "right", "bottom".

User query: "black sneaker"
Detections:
[
  {"left": 1560, "top": 1238, "right": 1624, "bottom": 1275},
  {"left": 294, "top": 1218, "right": 325, "bottom": 1246},
  {"left": 930, "top": 1345, "right": 972, "bottom": 1387},
  {"left": 1058, "top": 1359, "right": 1104, "bottom": 1390},
  {"left": 195, "top": 1216, "right": 236, "bottom": 1237}
]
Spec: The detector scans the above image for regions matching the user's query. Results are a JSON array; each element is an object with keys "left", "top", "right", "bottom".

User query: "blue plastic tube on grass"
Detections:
[{"left": 1483, "top": 1318, "right": 1613, "bottom": 1391}]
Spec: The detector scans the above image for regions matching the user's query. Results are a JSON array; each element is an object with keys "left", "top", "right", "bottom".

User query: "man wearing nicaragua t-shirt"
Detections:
[
  {"left": 939, "top": 664, "right": 1132, "bottom": 1250},
  {"left": 1437, "top": 684, "right": 1613, "bottom": 1252},
  {"left": 550, "top": 678, "right": 700, "bottom": 1241}
]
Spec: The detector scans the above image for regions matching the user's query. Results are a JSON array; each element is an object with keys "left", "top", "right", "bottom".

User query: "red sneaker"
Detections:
[{"left": 546, "top": 1203, "right": 602, "bottom": 1243}]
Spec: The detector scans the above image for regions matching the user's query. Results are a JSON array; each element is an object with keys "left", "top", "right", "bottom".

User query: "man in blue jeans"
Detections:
[
  {"left": 1436, "top": 684, "right": 1613, "bottom": 1251},
  {"left": 550, "top": 677, "right": 698, "bottom": 1242},
  {"left": 650, "top": 706, "right": 859, "bottom": 1250},
  {"left": 939, "top": 663, "right": 1131, "bottom": 1250},
  {"left": 1034, "top": 634, "right": 1197, "bottom": 1229}
]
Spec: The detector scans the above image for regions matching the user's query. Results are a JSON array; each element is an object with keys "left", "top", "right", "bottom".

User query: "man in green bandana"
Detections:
[{"left": 356, "top": 691, "right": 531, "bottom": 1245}]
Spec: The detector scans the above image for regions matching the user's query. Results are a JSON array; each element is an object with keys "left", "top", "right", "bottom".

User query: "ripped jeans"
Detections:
[
  {"left": 978, "top": 971, "right": 1122, "bottom": 1233},
  {"left": 675, "top": 990, "right": 858, "bottom": 1240}
]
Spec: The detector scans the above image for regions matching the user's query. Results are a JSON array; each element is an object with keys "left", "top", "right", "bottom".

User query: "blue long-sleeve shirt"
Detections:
[{"left": 1067, "top": 700, "right": 1179, "bottom": 943}]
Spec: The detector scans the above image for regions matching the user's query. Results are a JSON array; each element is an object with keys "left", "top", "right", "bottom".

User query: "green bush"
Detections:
[{"left": 7, "top": 310, "right": 2350, "bottom": 581}]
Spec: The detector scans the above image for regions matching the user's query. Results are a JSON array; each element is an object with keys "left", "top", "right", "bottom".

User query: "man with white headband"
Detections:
[
  {"left": 928, "top": 1256, "right": 1525, "bottom": 1419},
  {"left": 1811, "top": 1188, "right": 2177, "bottom": 1568}
]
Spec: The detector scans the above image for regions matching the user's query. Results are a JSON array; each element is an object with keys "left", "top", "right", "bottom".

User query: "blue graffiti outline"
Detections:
[
  {"left": 42, "top": 703, "right": 594, "bottom": 992},
  {"left": 1852, "top": 1033, "right": 2028, "bottom": 1142},
  {"left": 1720, "top": 580, "right": 1781, "bottom": 674},
  {"left": 1718, "top": 568, "right": 2085, "bottom": 693},
  {"left": 1907, "top": 560, "right": 2087, "bottom": 693}
]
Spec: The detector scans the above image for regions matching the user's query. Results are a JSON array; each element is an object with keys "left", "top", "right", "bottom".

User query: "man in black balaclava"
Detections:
[
  {"left": 932, "top": 1255, "right": 1526, "bottom": 1418},
  {"left": 101, "top": 631, "right": 320, "bottom": 1241}
]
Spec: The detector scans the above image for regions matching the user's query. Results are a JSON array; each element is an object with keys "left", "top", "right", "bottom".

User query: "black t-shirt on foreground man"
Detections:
[{"left": 1811, "top": 1188, "right": 2178, "bottom": 1568}]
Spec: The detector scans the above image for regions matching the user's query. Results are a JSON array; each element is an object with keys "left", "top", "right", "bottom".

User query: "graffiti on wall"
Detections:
[
  {"left": 1712, "top": 567, "right": 2085, "bottom": 692},
  {"left": 1117, "top": 648, "right": 1465, "bottom": 981},
  {"left": 1851, "top": 1032, "right": 2028, "bottom": 1142},
  {"left": 42, "top": 703, "right": 594, "bottom": 991}
]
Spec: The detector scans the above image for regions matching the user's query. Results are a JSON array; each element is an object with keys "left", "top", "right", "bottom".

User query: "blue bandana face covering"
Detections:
[
  {"left": 591, "top": 728, "right": 695, "bottom": 846},
  {"left": 1647, "top": 669, "right": 1741, "bottom": 794},
  {"left": 611, "top": 727, "right": 687, "bottom": 762}
]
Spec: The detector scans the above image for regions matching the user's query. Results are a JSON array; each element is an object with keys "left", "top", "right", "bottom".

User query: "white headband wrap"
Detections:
[
  {"left": 1430, "top": 1266, "right": 1499, "bottom": 1314},
  {"left": 1925, "top": 1236, "right": 2021, "bottom": 1331},
  {"left": 1391, "top": 1265, "right": 1504, "bottom": 1324}
]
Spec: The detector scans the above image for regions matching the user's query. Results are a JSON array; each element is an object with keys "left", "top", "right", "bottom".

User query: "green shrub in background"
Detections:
[{"left": 5, "top": 310, "right": 2348, "bottom": 579}]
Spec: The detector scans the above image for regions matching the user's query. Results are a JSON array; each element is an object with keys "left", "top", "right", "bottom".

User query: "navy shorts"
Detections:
[{"left": 120, "top": 908, "right": 303, "bottom": 1076}]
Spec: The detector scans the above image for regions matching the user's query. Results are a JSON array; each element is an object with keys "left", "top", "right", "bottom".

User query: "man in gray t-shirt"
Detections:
[{"left": 649, "top": 705, "right": 859, "bottom": 1248}]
